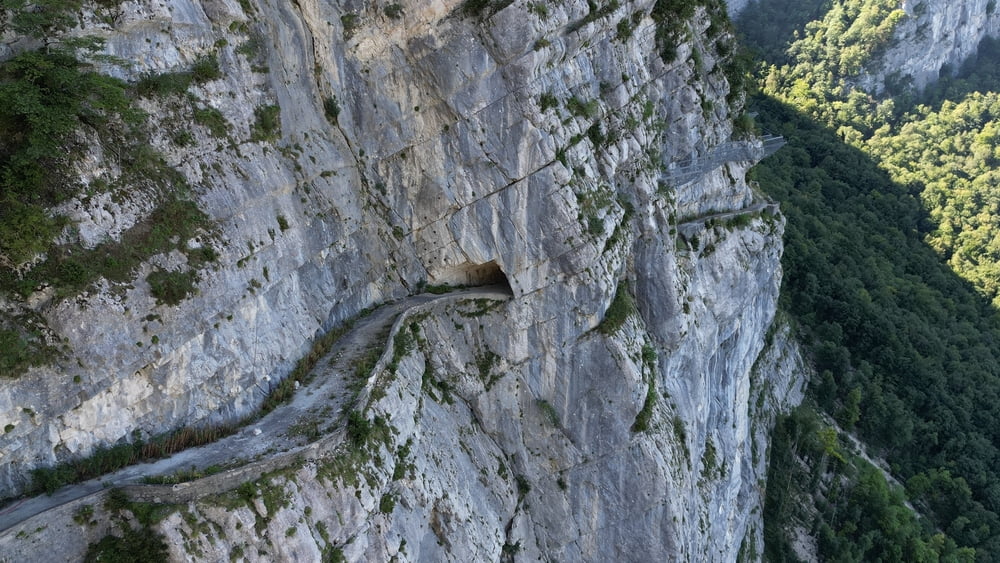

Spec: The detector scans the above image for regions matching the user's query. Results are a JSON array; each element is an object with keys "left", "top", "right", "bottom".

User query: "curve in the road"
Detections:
[{"left": 0, "top": 286, "right": 512, "bottom": 536}]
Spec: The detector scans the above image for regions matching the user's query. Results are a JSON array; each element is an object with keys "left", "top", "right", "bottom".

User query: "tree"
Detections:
[{"left": 839, "top": 387, "right": 862, "bottom": 430}]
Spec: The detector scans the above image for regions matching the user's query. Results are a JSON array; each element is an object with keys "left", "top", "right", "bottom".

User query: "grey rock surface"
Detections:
[
  {"left": 858, "top": 0, "right": 1000, "bottom": 93},
  {"left": 0, "top": 0, "right": 799, "bottom": 559}
]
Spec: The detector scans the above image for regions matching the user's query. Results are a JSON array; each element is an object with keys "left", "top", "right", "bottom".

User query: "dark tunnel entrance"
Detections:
[{"left": 431, "top": 260, "right": 513, "bottom": 294}]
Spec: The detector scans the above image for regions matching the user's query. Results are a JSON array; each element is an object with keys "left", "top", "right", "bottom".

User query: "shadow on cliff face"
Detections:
[{"left": 752, "top": 94, "right": 1000, "bottom": 556}]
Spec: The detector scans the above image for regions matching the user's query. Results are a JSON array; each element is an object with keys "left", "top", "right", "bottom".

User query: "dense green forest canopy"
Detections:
[
  {"left": 753, "top": 1, "right": 1000, "bottom": 308},
  {"left": 733, "top": 0, "right": 831, "bottom": 65},
  {"left": 737, "top": 0, "right": 1000, "bottom": 560},
  {"left": 763, "top": 404, "right": 976, "bottom": 561},
  {"left": 752, "top": 97, "right": 1000, "bottom": 559}
]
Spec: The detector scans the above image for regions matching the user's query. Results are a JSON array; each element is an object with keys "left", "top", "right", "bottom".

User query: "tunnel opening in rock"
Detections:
[{"left": 431, "top": 260, "right": 512, "bottom": 293}]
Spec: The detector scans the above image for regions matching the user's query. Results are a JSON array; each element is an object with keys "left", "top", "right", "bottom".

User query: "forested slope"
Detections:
[
  {"left": 738, "top": 0, "right": 1000, "bottom": 559},
  {"left": 754, "top": 98, "right": 992, "bottom": 560}
]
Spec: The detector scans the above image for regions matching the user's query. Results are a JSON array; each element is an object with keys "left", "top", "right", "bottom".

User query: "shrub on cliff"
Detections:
[
  {"left": 0, "top": 49, "right": 134, "bottom": 266},
  {"left": 147, "top": 269, "right": 198, "bottom": 306},
  {"left": 598, "top": 281, "right": 636, "bottom": 335},
  {"left": 0, "top": 0, "right": 82, "bottom": 38}
]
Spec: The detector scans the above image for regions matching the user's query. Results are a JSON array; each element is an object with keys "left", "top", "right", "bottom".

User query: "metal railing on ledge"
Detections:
[{"left": 661, "top": 135, "right": 785, "bottom": 189}]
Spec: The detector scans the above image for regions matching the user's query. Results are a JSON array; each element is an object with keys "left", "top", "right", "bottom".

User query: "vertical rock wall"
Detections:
[
  {"left": 862, "top": 0, "right": 1000, "bottom": 92},
  {"left": 0, "top": 0, "right": 795, "bottom": 557}
]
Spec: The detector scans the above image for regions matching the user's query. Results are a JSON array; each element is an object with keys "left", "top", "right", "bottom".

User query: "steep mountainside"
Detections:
[
  {"left": 733, "top": 0, "right": 1000, "bottom": 559},
  {"left": 857, "top": 0, "right": 1000, "bottom": 93},
  {"left": 0, "top": 0, "right": 795, "bottom": 559},
  {"left": 736, "top": 0, "right": 1000, "bottom": 93}
]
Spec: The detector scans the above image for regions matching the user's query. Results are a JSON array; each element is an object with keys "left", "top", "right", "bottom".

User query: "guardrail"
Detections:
[{"left": 662, "top": 135, "right": 785, "bottom": 188}]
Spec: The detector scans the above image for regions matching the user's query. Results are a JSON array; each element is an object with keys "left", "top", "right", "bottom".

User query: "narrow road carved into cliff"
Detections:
[
  {"left": 662, "top": 135, "right": 785, "bottom": 188},
  {"left": 677, "top": 201, "right": 779, "bottom": 228},
  {"left": 0, "top": 286, "right": 512, "bottom": 534}
]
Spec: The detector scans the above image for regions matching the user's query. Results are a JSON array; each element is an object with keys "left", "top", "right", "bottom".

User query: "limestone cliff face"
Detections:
[
  {"left": 740, "top": 320, "right": 807, "bottom": 559},
  {"left": 0, "top": 0, "right": 789, "bottom": 557},
  {"left": 729, "top": 0, "right": 1000, "bottom": 94},
  {"left": 152, "top": 241, "right": 787, "bottom": 562},
  {"left": 858, "top": 0, "right": 1000, "bottom": 93}
]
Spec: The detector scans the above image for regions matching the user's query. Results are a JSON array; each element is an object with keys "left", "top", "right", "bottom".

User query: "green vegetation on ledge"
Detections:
[
  {"left": 27, "top": 424, "right": 240, "bottom": 496},
  {"left": 0, "top": 49, "right": 138, "bottom": 266},
  {"left": 598, "top": 281, "right": 636, "bottom": 335},
  {"left": 85, "top": 489, "right": 171, "bottom": 563},
  {"left": 0, "top": 0, "right": 84, "bottom": 38},
  {"left": 0, "top": 45, "right": 217, "bottom": 376}
]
